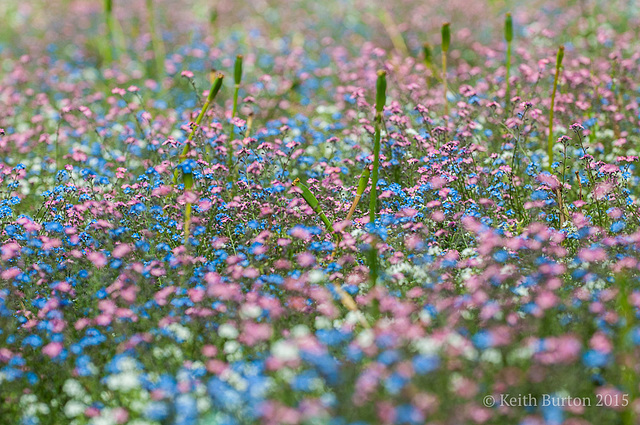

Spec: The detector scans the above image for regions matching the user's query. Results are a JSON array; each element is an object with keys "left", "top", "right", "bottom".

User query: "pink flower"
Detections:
[
  {"left": 87, "top": 251, "right": 107, "bottom": 268},
  {"left": 240, "top": 322, "right": 273, "bottom": 345},
  {"left": 536, "top": 172, "right": 560, "bottom": 190},
  {"left": 578, "top": 247, "right": 607, "bottom": 262},
  {"left": 536, "top": 291, "right": 558, "bottom": 310},
  {"left": 112, "top": 243, "right": 131, "bottom": 258},
  {"left": 42, "top": 342, "right": 63, "bottom": 358},
  {"left": 1, "top": 242, "right": 21, "bottom": 260},
  {"left": 590, "top": 332, "right": 612, "bottom": 354},
  {"left": 296, "top": 252, "right": 316, "bottom": 267}
]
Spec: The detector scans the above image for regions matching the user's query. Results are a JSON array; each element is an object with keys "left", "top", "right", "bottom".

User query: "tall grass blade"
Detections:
[
  {"left": 547, "top": 45, "right": 564, "bottom": 171},
  {"left": 346, "top": 167, "right": 370, "bottom": 221},
  {"left": 145, "top": 0, "right": 166, "bottom": 78},
  {"left": 441, "top": 22, "right": 450, "bottom": 116},
  {"left": 505, "top": 13, "right": 513, "bottom": 103},
  {"left": 368, "top": 70, "right": 387, "bottom": 287},
  {"left": 293, "top": 178, "right": 334, "bottom": 232}
]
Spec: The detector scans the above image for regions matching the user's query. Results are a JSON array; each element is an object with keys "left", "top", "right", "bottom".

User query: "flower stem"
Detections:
[
  {"left": 346, "top": 166, "right": 370, "bottom": 222},
  {"left": 145, "top": 0, "right": 166, "bottom": 78},
  {"left": 369, "top": 70, "right": 387, "bottom": 287},
  {"left": 505, "top": 13, "right": 513, "bottom": 104},
  {"left": 441, "top": 23, "right": 450, "bottom": 116},
  {"left": 173, "top": 73, "right": 224, "bottom": 184},
  {"left": 104, "top": 0, "right": 115, "bottom": 64},
  {"left": 547, "top": 45, "right": 564, "bottom": 172}
]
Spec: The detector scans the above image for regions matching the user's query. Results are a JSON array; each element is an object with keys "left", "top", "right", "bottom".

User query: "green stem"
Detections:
[
  {"left": 145, "top": 0, "right": 166, "bottom": 78},
  {"left": 441, "top": 22, "right": 450, "bottom": 116},
  {"left": 173, "top": 73, "right": 224, "bottom": 184},
  {"left": 505, "top": 13, "right": 513, "bottom": 104},
  {"left": 346, "top": 166, "right": 370, "bottom": 221},
  {"left": 228, "top": 55, "right": 243, "bottom": 190},
  {"left": 104, "top": 0, "right": 114, "bottom": 64},
  {"left": 369, "top": 70, "right": 387, "bottom": 287},
  {"left": 505, "top": 41, "right": 512, "bottom": 102},
  {"left": 547, "top": 45, "right": 564, "bottom": 172},
  {"left": 293, "top": 178, "right": 335, "bottom": 233},
  {"left": 184, "top": 202, "right": 192, "bottom": 243},
  {"left": 442, "top": 51, "right": 448, "bottom": 116},
  {"left": 232, "top": 84, "right": 240, "bottom": 118}
]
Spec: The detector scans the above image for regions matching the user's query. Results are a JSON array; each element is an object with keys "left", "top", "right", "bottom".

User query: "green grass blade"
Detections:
[
  {"left": 293, "top": 178, "right": 334, "bottom": 232},
  {"left": 368, "top": 70, "right": 387, "bottom": 287},
  {"left": 346, "top": 166, "right": 370, "bottom": 221},
  {"left": 547, "top": 45, "right": 564, "bottom": 171}
]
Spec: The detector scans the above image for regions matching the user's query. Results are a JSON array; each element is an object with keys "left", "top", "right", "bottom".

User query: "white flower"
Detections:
[
  {"left": 309, "top": 270, "right": 324, "bottom": 284},
  {"left": 106, "top": 372, "right": 139, "bottom": 391},
  {"left": 63, "top": 379, "right": 86, "bottom": 397},
  {"left": 414, "top": 337, "right": 441, "bottom": 355},
  {"left": 314, "top": 316, "right": 331, "bottom": 329},
  {"left": 223, "top": 340, "right": 240, "bottom": 354},
  {"left": 117, "top": 356, "right": 139, "bottom": 372},
  {"left": 240, "top": 304, "right": 262, "bottom": 319},
  {"left": 480, "top": 349, "right": 502, "bottom": 364},
  {"left": 291, "top": 325, "right": 309, "bottom": 337},
  {"left": 356, "top": 329, "right": 374, "bottom": 348},
  {"left": 218, "top": 323, "right": 239, "bottom": 339},
  {"left": 166, "top": 323, "right": 192, "bottom": 342},
  {"left": 272, "top": 340, "right": 299, "bottom": 361},
  {"left": 64, "top": 401, "right": 86, "bottom": 418}
]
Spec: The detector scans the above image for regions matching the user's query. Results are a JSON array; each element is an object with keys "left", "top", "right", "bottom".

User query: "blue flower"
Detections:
[
  {"left": 145, "top": 402, "right": 169, "bottom": 421},
  {"left": 384, "top": 373, "right": 407, "bottom": 395},
  {"left": 396, "top": 404, "right": 424, "bottom": 424},
  {"left": 610, "top": 221, "right": 625, "bottom": 233},
  {"left": 582, "top": 350, "right": 609, "bottom": 368},
  {"left": 412, "top": 354, "right": 440, "bottom": 374},
  {"left": 22, "top": 335, "right": 42, "bottom": 348},
  {"left": 291, "top": 370, "right": 319, "bottom": 392},
  {"left": 178, "top": 159, "right": 197, "bottom": 174},
  {"left": 472, "top": 330, "right": 493, "bottom": 349},
  {"left": 493, "top": 250, "right": 508, "bottom": 263}
]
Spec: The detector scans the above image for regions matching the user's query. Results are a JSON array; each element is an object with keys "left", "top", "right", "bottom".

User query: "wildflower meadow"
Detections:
[{"left": 2, "top": 0, "right": 640, "bottom": 424}]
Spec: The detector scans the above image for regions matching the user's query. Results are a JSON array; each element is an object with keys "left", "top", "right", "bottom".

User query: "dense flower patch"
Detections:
[{"left": 1, "top": 0, "right": 640, "bottom": 424}]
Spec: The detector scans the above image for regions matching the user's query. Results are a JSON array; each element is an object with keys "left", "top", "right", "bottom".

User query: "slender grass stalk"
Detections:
[
  {"left": 441, "top": 22, "right": 450, "bottom": 116},
  {"left": 334, "top": 286, "right": 370, "bottom": 328},
  {"left": 377, "top": 8, "right": 410, "bottom": 57},
  {"left": 145, "top": 0, "right": 166, "bottom": 78},
  {"left": 104, "top": 0, "right": 115, "bottom": 64},
  {"left": 293, "top": 178, "right": 334, "bottom": 233},
  {"left": 423, "top": 43, "right": 433, "bottom": 69},
  {"left": 226, "top": 55, "right": 244, "bottom": 191},
  {"left": 173, "top": 72, "right": 224, "bottom": 185},
  {"left": 103, "top": 0, "right": 127, "bottom": 65},
  {"left": 232, "top": 55, "right": 243, "bottom": 118},
  {"left": 183, "top": 171, "right": 194, "bottom": 242},
  {"left": 547, "top": 45, "right": 564, "bottom": 171},
  {"left": 179, "top": 74, "right": 224, "bottom": 160},
  {"left": 245, "top": 112, "right": 254, "bottom": 136},
  {"left": 209, "top": 4, "right": 219, "bottom": 40},
  {"left": 346, "top": 167, "right": 370, "bottom": 221},
  {"left": 179, "top": 72, "right": 224, "bottom": 243},
  {"left": 504, "top": 13, "right": 513, "bottom": 103},
  {"left": 368, "top": 70, "right": 387, "bottom": 287},
  {"left": 422, "top": 42, "right": 434, "bottom": 88}
]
